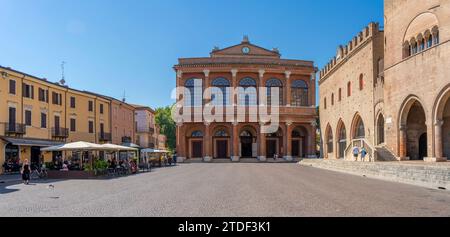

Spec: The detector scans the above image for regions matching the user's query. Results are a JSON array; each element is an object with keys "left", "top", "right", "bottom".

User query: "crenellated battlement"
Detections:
[{"left": 319, "top": 22, "right": 381, "bottom": 81}]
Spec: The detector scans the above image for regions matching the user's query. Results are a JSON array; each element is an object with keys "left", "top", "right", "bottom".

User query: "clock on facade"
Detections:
[{"left": 242, "top": 46, "right": 250, "bottom": 54}]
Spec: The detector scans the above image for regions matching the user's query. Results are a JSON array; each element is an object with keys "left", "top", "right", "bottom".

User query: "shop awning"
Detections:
[
  {"left": 122, "top": 143, "right": 141, "bottom": 149},
  {"left": 1, "top": 137, "right": 64, "bottom": 147}
]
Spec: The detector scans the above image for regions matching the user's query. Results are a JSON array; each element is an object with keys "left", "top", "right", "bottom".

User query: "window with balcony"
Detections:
[
  {"left": 238, "top": 77, "right": 257, "bottom": 106},
  {"left": 266, "top": 78, "right": 283, "bottom": 106},
  {"left": 291, "top": 80, "right": 308, "bottom": 107},
  {"left": 184, "top": 78, "right": 202, "bottom": 107},
  {"left": 211, "top": 77, "right": 230, "bottom": 106}
]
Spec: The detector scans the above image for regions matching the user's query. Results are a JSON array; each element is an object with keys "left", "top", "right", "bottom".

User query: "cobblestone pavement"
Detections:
[{"left": 1, "top": 163, "right": 450, "bottom": 217}]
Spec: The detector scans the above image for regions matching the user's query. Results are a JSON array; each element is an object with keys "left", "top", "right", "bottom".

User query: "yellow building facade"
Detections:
[{"left": 0, "top": 66, "right": 131, "bottom": 173}]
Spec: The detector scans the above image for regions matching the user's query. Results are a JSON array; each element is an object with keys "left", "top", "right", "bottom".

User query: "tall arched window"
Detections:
[
  {"left": 185, "top": 78, "right": 202, "bottom": 106},
  {"left": 418, "top": 37, "right": 425, "bottom": 52},
  {"left": 347, "top": 82, "right": 352, "bottom": 97},
  {"left": 427, "top": 35, "right": 433, "bottom": 48},
  {"left": 324, "top": 97, "right": 327, "bottom": 110},
  {"left": 355, "top": 118, "right": 365, "bottom": 139},
  {"left": 359, "top": 74, "right": 364, "bottom": 90},
  {"left": 291, "top": 80, "right": 308, "bottom": 107},
  {"left": 411, "top": 40, "right": 418, "bottom": 55},
  {"left": 338, "top": 88, "right": 342, "bottom": 101},
  {"left": 211, "top": 77, "right": 230, "bottom": 106},
  {"left": 266, "top": 78, "right": 283, "bottom": 106},
  {"left": 327, "top": 127, "right": 334, "bottom": 153},
  {"left": 239, "top": 77, "right": 257, "bottom": 106},
  {"left": 435, "top": 29, "right": 440, "bottom": 45},
  {"left": 331, "top": 93, "right": 334, "bottom": 106}
]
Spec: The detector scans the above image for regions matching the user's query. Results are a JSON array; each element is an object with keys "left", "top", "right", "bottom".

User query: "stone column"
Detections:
[
  {"left": 204, "top": 122, "right": 212, "bottom": 162},
  {"left": 284, "top": 121, "right": 293, "bottom": 161},
  {"left": 203, "top": 69, "right": 210, "bottom": 107},
  {"left": 258, "top": 122, "right": 267, "bottom": 162},
  {"left": 285, "top": 71, "right": 291, "bottom": 106},
  {"left": 176, "top": 123, "right": 185, "bottom": 162},
  {"left": 231, "top": 69, "right": 238, "bottom": 106},
  {"left": 258, "top": 69, "right": 265, "bottom": 105},
  {"left": 308, "top": 123, "right": 316, "bottom": 157},
  {"left": 427, "top": 120, "right": 447, "bottom": 162},
  {"left": 231, "top": 122, "right": 240, "bottom": 162},
  {"left": 310, "top": 72, "right": 316, "bottom": 107},
  {"left": 399, "top": 125, "right": 409, "bottom": 160}
]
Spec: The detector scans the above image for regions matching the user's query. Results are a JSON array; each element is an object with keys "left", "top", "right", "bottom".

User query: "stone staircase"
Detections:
[
  {"left": 299, "top": 159, "right": 450, "bottom": 190},
  {"left": 375, "top": 145, "right": 398, "bottom": 161}
]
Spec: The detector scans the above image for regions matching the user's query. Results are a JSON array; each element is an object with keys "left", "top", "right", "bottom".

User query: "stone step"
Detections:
[{"left": 299, "top": 159, "right": 450, "bottom": 190}]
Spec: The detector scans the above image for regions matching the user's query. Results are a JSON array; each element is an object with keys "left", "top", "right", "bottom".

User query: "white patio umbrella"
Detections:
[
  {"left": 101, "top": 144, "right": 138, "bottom": 151},
  {"left": 41, "top": 141, "right": 104, "bottom": 151}
]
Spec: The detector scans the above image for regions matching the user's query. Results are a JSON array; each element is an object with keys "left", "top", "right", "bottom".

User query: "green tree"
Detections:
[{"left": 155, "top": 105, "right": 176, "bottom": 152}]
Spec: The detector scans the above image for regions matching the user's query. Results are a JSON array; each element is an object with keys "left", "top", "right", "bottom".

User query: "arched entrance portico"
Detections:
[
  {"left": 433, "top": 86, "right": 450, "bottom": 161},
  {"left": 213, "top": 127, "right": 230, "bottom": 159},
  {"left": 240, "top": 127, "right": 257, "bottom": 158},
  {"left": 325, "top": 124, "right": 333, "bottom": 159},
  {"left": 187, "top": 129, "right": 204, "bottom": 159},
  {"left": 376, "top": 113, "right": 385, "bottom": 145},
  {"left": 292, "top": 126, "right": 308, "bottom": 158},
  {"left": 266, "top": 127, "right": 283, "bottom": 158},
  {"left": 336, "top": 120, "right": 347, "bottom": 159},
  {"left": 399, "top": 97, "right": 427, "bottom": 160}
]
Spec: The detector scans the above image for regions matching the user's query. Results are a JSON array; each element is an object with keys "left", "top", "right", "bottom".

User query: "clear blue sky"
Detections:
[{"left": 0, "top": 0, "right": 383, "bottom": 109}]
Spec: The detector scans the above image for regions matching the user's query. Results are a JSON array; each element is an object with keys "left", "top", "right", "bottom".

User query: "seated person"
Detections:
[{"left": 61, "top": 161, "right": 69, "bottom": 171}]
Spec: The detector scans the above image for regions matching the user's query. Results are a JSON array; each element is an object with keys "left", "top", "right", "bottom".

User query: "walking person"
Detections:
[
  {"left": 352, "top": 145, "right": 360, "bottom": 161},
  {"left": 361, "top": 147, "right": 368, "bottom": 162},
  {"left": 21, "top": 159, "right": 31, "bottom": 185},
  {"left": 173, "top": 152, "right": 177, "bottom": 166}
]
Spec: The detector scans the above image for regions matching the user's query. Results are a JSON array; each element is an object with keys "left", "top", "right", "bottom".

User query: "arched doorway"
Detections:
[
  {"left": 377, "top": 114, "right": 385, "bottom": 145},
  {"left": 434, "top": 86, "right": 450, "bottom": 160},
  {"left": 266, "top": 127, "right": 283, "bottom": 158},
  {"left": 189, "top": 130, "right": 203, "bottom": 158},
  {"left": 325, "top": 124, "right": 333, "bottom": 158},
  {"left": 400, "top": 99, "right": 427, "bottom": 160},
  {"left": 419, "top": 133, "right": 428, "bottom": 160},
  {"left": 213, "top": 127, "right": 230, "bottom": 159},
  {"left": 240, "top": 129, "right": 256, "bottom": 158},
  {"left": 292, "top": 126, "right": 308, "bottom": 158},
  {"left": 337, "top": 121, "right": 347, "bottom": 159}
]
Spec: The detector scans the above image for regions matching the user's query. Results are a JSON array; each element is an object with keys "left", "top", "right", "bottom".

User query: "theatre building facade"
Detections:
[
  {"left": 319, "top": 0, "right": 450, "bottom": 162},
  {"left": 174, "top": 38, "right": 317, "bottom": 162}
]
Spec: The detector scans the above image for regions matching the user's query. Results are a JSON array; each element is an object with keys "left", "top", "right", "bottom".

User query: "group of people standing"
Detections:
[{"left": 352, "top": 146, "right": 369, "bottom": 162}]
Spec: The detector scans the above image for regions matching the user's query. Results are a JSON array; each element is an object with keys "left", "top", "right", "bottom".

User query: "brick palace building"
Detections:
[
  {"left": 174, "top": 37, "right": 317, "bottom": 162},
  {"left": 319, "top": 0, "right": 449, "bottom": 162}
]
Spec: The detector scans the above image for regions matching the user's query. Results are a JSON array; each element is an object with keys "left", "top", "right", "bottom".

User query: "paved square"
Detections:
[{"left": 1, "top": 164, "right": 450, "bottom": 217}]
